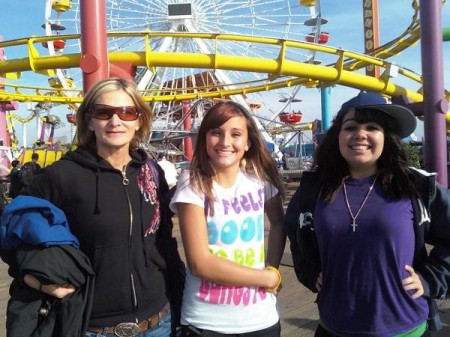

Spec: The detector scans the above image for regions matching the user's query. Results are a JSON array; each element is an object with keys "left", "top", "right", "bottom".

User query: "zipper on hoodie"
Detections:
[
  {"left": 121, "top": 164, "right": 130, "bottom": 185},
  {"left": 122, "top": 164, "right": 139, "bottom": 320}
]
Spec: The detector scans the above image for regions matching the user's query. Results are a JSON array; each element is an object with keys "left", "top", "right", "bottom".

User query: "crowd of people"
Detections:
[{"left": 0, "top": 78, "right": 450, "bottom": 337}]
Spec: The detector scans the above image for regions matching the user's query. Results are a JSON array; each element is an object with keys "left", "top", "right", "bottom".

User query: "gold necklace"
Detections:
[{"left": 343, "top": 175, "right": 378, "bottom": 232}]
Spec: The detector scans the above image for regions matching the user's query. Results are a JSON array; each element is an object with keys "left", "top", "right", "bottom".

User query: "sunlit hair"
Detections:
[
  {"left": 76, "top": 77, "right": 152, "bottom": 151},
  {"left": 189, "top": 101, "right": 284, "bottom": 207},
  {"left": 312, "top": 108, "right": 417, "bottom": 202}
]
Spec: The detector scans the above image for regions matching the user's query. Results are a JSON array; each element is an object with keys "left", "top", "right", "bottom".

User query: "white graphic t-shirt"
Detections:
[{"left": 170, "top": 169, "right": 280, "bottom": 333}]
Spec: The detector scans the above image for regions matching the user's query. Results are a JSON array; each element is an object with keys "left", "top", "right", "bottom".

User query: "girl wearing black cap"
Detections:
[{"left": 285, "top": 92, "right": 450, "bottom": 337}]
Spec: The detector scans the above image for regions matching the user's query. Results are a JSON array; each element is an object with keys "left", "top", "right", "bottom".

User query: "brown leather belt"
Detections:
[{"left": 87, "top": 304, "right": 170, "bottom": 337}]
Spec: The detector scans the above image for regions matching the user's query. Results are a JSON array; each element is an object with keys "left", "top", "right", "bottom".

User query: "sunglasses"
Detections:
[{"left": 89, "top": 104, "right": 140, "bottom": 121}]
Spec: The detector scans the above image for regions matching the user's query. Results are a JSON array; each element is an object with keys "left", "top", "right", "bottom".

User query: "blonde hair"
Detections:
[{"left": 76, "top": 77, "right": 153, "bottom": 151}]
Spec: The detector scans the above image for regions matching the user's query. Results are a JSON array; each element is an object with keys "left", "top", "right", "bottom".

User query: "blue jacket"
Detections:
[
  {"left": 0, "top": 196, "right": 94, "bottom": 337},
  {"left": 0, "top": 195, "right": 79, "bottom": 250},
  {"left": 285, "top": 168, "right": 450, "bottom": 331}
]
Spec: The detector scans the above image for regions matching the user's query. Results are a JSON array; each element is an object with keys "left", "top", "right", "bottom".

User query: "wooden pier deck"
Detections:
[{"left": 1, "top": 180, "right": 450, "bottom": 336}]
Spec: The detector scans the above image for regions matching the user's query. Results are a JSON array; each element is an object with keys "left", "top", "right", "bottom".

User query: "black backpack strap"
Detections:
[{"left": 284, "top": 171, "right": 321, "bottom": 292}]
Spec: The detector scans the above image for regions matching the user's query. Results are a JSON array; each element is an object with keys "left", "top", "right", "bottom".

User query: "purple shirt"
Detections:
[{"left": 314, "top": 176, "right": 428, "bottom": 337}]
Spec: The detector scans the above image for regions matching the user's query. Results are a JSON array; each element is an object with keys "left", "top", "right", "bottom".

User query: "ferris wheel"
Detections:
[{"left": 42, "top": 0, "right": 326, "bottom": 144}]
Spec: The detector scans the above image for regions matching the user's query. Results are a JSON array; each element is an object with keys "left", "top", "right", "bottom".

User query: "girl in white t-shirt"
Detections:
[{"left": 170, "top": 101, "right": 286, "bottom": 337}]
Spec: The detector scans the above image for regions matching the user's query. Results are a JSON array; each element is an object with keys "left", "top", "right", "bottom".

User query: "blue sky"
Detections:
[{"left": 0, "top": 1, "right": 449, "bottom": 145}]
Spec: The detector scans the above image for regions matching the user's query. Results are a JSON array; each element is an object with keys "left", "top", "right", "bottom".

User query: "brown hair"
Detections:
[
  {"left": 189, "top": 101, "right": 284, "bottom": 207},
  {"left": 76, "top": 77, "right": 152, "bottom": 151}
]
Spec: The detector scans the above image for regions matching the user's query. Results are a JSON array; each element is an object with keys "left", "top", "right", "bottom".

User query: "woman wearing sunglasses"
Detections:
[{"left": 16, "top": 78, "right": 184, "bottom": 336}]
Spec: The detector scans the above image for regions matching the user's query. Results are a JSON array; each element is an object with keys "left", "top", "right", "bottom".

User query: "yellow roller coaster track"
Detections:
[
  {"left": 0, "top": 32, "right": 426, "bottom": 103},
  {"left": 0, "top": 0, "right": 446, "bottom": 105},
  {"left": 7, "top": 111, "right": 37, "bottom": 124}
]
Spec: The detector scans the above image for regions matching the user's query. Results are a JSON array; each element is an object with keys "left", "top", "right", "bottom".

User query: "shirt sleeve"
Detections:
[
  {"left": 169, "top": 170, "right": 205, "bottom": 214},
  {"left": 264, "top": 181, "right": 279, "bottom": 202}
]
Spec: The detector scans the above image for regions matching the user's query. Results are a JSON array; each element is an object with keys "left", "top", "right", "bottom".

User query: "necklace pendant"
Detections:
[{"left": 343, "top": 175, "right": 378, "bottom": 234}]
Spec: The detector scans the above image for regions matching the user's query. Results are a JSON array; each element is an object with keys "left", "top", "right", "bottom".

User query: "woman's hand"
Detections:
[
  {"left": 402, "top": 265, "right": 424, "bottom": 299},
  {"left": 315, "top": 272, "right": 322, "bottom": 292},
  {"left": 23, "top": 274, "right": 76, "bottom": 299}
]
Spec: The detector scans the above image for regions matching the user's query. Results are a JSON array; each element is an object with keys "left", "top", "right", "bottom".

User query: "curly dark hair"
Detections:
[{"left": 313, "top": 108, "right": 418, "bottom": 202}]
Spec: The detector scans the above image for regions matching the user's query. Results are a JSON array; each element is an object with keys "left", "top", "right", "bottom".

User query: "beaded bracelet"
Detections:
[{"left": 265, "top": 266, "right": 282, "bottom": 293}]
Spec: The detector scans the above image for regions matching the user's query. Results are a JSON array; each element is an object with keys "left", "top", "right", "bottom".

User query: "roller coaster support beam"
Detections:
[
  {"left": 420, "top": 0, "right": 449, "bottom": 186},
  {"left": 320, "top": 87, "right": 332, "bottom": 131},
  {"left": 363, "top": 0, "right": 380, "bottom": 78},
  {"left": 182, "top": 100, "right": 193, "bottom": 160},
  {"left": 0, "top": 36, "right": 15, "bottom": 148},
  {"left": 80, "top": 0, "right": 109, "bottom": 93}
]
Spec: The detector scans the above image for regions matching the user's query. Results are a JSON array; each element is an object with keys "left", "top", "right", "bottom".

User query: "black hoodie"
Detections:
[{"left": 23, "top": 147, "right": 171, "bottom": 327}]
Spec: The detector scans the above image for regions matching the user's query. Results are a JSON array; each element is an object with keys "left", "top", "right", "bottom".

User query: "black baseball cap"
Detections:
[{"left": 337, "top": 92, "right": 417, "bottom": 139}]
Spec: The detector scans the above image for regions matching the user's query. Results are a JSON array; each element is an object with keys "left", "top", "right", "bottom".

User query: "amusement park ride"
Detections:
[
  {"left": 278, "top": 98, "right": 303, "bottom": 125},
  {"left": 0, "top": 0, "right": 448, "bottom": 181}
]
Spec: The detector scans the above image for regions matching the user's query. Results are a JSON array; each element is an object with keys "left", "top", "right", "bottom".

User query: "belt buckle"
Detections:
[{"left": 114, "top": 322, "right": 140, "bottom": 337}]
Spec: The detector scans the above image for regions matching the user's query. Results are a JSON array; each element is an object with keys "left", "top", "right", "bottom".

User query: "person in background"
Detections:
[
  {"left": 170, "top": 101, "right": 286, "bottom": 337},
  {"left": 24, "top": 152, "right": 41, "bottom": 171},
  {"left": 16, "top": 152, "right": 41, "bottom": 192},
  {"left": 281, "top": 153, "right": 288, "bottom": 170},
  {"left": 285, "top": 92, "right": 450, "bottom": 337},
  {"left": 6, "top": 160, "right": 21, "bottom": 199},
  {"left": 158, "top": 154, "right": 178, "bottom": 190},
  {"left": 32, "top": 152, "right": 41, "bottom": 166},
  {"left": 14, "top": 77, "right": 184, "bottom": 336}
]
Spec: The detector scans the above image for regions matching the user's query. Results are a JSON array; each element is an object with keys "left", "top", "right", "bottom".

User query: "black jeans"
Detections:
[
  {"left": 180, "top": 321, "right": 280, "bottom": 337},
  {"left": 314, "top": 324, "right": 431, "bottom": 337}
]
